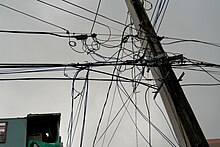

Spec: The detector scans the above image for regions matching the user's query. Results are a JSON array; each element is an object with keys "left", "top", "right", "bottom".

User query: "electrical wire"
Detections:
[
  {"left": 36, "top": 0, "right": 107, "bottom": 29},
  {"left": 90, "top": 0, "right": 102, "bottom": 33},
  {"left": 0, "top": 29, "right": 72, "bottom": 38},
  {"left": 156, "top": 0, "right": 169, "bottom": 32},
  {"left": 100, "top": 85, "right": 117, "bottom": 147},
  {"left": 36, "top": 0, "right": 123, "bottom": 36},
  {"left": 94, "top": 96, "right": 131, "bottom": 146},
  {"left": 150, "top": 0, "right": 170, "bottom": 32},
  {"left": 79, "top": 68, "right": 90, "bottom": 147},
  {"left": 66, "top": 69, "right": 83, "bottom": 147},
  {"left": 116, "top": 74, "right": 176, "bottom": 147},
  {"left": 154, "top": 99, "right": 179, "bottom": 145},
  {"left": 0, "top": 3, "right": 68, "bottom": 32},
  {"left": 62, "top": 0, "right": 126, "bottom": 26},
  {"left": 161, "top": 36, "right": 220, "bottom": 48},
  {"left": 144, "top": 87, "right": 152, "bottom": 146},
  {"left": 188, "top": 62, "right": 220, "bottom": 83},
  {"left": 92, "top": 67, "right": 116, "bottom": 147},
  {"left": 116, "top": 78, "right": 152, "bottom": 146}
]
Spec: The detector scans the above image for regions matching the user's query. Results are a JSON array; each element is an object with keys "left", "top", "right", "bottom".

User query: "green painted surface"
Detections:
[
  {"left": 28, "top": 140, "right": 60, "bottom": 147},
  {"left": 0, "top": 118, "right": 27, "bottom": 147}
]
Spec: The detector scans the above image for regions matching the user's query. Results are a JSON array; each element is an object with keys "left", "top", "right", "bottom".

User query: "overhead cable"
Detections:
[
  {"left": 90, "top": 0, "right": 102, "bottom": 33},
  {"left": 0, "top": 3, "right": 68, "bottom": 32},
  {"left": 62, "top": 0, "right": 126, "bottom": 26},
  {"left": 36, "top": 0, "right": 116, "bottom": 33},
  {"left": 161, "top": 36, "right": 220, "bottom": 48}
]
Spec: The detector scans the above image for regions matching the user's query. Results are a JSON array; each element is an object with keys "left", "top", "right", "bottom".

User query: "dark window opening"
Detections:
[
  {"left": 0, "top": 122, "right": 7, "bottom": 143},
  {"left": 27, "top": 114, "right": 60, "bottom": 144}
]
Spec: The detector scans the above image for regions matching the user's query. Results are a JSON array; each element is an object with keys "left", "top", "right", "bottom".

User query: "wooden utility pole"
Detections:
[{"left": 125, "top": 0, "right": 209, "bottom": 146}]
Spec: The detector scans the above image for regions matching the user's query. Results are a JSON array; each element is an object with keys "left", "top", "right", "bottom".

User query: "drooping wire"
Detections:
[
  {"left": 79, "top": 68, "right": 90, "bottom": 147},
  {"left": 105, "top": 100, "right": 131, "bottom": 147},
  {"left": 66, "top": 69, "right": 83, "bottom": 147},
  {"left": 100, "top": 84, "right": 117, "bottom": 147},
  {"left": 92, "top": 67, "right": 116, "bottom": 147},
  {"left": 116, "top": 75, "right": 152, "bottom": 146},
  {"left": 94, "top": 95, "right": 131, "bottom": 146},
  {"left": 117, "top": 73, "right": 176, "bottom": 147},
  {"left": 153, "top": 99, "right": 180, "bottom": 145},
  {"left": 144, "top": 87, "right": 152, "bottom": 147},
  {"left": 116, "top": 66, "right": 177, "bottom": 146}
]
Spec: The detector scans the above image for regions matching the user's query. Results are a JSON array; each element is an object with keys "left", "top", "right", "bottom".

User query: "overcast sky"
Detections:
[{"left": 0, "top": 0, "right": 220, "bottom": 147}]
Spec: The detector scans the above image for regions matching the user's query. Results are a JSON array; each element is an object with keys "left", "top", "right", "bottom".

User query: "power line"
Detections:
[
  {"left": 0, "top": 3, "right": 68, "bottom": 32},
  {"left": 62, "top": 0, "right": 126, "bottom": 26},
  {"left": 116, "top": 74, "right": 176, "bottom": 147},
  {"left": 90, "top": 0, "right": 102, "bottom": 33},
  {"left": 0, "top": 30, "right": 71, "bottom": 38},
  {"left": 161, "top": 36, "right": 220, "bottom": 48},
  {"left": 36, "top": 0, "right": 121, "bottom": 33},
  {"left": 36, "top": 0, "right": 104, "bottom": 26},
  {"left": 181, "top": 83, "right": 220, "bottom": 87},
  {"left": 0, "top": 29, "right": 100, "bottom": 41},
  {"left": 150, "top": 0, "right": 170, "bottom": 32},
  {"left": 156, "top": 0, "right": 169, "bottom": 32}
]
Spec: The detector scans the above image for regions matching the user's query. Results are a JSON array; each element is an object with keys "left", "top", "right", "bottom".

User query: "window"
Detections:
[{"left": 0, "top": 122, "right": 7, "bottom": 143}]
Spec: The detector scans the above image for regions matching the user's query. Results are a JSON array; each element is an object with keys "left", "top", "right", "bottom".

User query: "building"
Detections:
[
  {"left": 0, "top": 113, "right": 62, "bottom": 147},
  {"left": 207, "top": 138, "right": 220, "bottom": 147}
]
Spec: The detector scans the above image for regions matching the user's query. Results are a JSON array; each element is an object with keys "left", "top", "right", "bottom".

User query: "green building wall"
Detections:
[{"left": 0, "top": 118, "right": 27, "bottom": 147}]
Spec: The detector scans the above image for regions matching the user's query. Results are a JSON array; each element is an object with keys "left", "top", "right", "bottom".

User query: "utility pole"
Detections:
[{"left": 125, "top": 0, "right": 209, "bottom": 146}]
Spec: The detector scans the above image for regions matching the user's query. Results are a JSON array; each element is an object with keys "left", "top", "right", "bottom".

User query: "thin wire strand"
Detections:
[
  {"left": 90, "top": 0, "right": 102, "bottom": 33},
  {"left": 0, "top": 3, "right": 68, "bottom": 32},
  {"left": 162, "top": 36, "right": 220, "bottom": 48},
  {"left": 62, "top": 0, "right": 126, "bottom": 26}
]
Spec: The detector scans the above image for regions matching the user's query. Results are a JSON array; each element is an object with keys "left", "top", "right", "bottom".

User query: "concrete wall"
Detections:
[{"left": 0, "top": 118, "right": 27, "bottom": 147}]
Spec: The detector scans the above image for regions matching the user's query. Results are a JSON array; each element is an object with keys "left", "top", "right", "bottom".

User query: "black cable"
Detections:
[
  {"left": 65, "top": 68, "right": 84, "bottom": 147},
  {"left": 181, "top": 83, "right": 220, "bottom": 87},
  {"left": 144, "top": 87, "right": 152, "bottom": 146},
  {"left": 116, "top": 77, "right": 152, "bottom": 146},
  {"left": 115, "top": 61, "right": 176, "bottom": 146},
  {"left": 0, "top": 3, "right": 68, "bottom": 32},
  {"left": 79, "top": 68, "right": 90, "bottom": 147},
  {"left": 143, "top": 0, "right": 153, "bottom": 11},
  {"left": 106, "top": 100, "right": 131, "bottom": 147},
  {"left": 62, "top": 0, "right": 126, "bottom": 26},
  {"left": 185, "top": 58, "right": 220, "bottom": 83},
  {"left": 150, "top": 0, "right": 160, "bottom": 22},
  {"left": 0, "top": 30, "right": 72, "bottom": 38},
  {"left": 90, "top": 0, "right": 102, "bottom": 33},
  {"left": 36, "top": 0, "right": 103, "bottom": 27},
  {"left": 173, "top": 66, "right": 220, "bottom": 76},
  {"left": 116, "top": 75, "right": 176, "bottom": 147},
  {"left": 92, "top": 67, "right": 116, "bottom": 147},
  {"left": 37, "top": 0, "right": 115, "bottom": 51},
  {"left": 161, "top": 36, "right": 220, "bottom": 48},
  {"left": 154, "top": 99, "right": 179, "bottom": 145},
  {"left": 156, "top": 0, "right": 169, "bottom": 32},
  {"left": 100, "top": 85, "right": 117, "bottom": 147},
  {"left": 37, "top": 0, "right": 116, "bottom": 34}
]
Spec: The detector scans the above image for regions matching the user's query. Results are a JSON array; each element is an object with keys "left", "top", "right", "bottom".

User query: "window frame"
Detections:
[{"left": 0, "top": 122, "right": 7, "bottom": 143}]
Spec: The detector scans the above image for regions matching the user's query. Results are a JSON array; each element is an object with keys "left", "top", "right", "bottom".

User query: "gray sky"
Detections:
[{"left": 0, "top": 0, "right": 220, "bottom": 147}]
